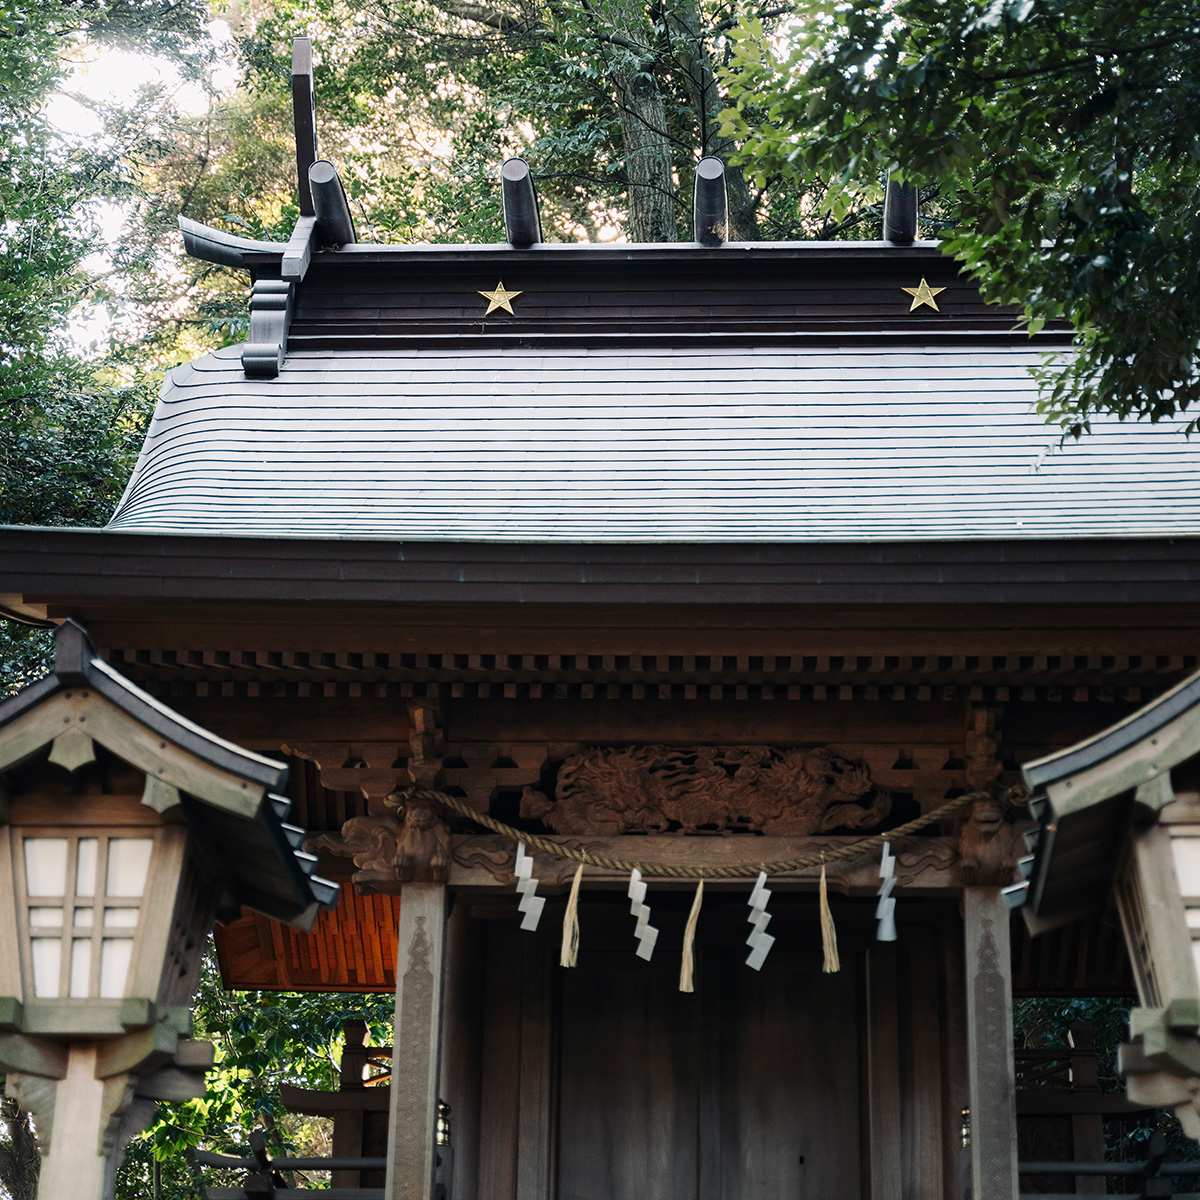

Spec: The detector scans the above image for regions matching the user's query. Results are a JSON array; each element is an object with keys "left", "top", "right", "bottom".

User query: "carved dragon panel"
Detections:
[{"left": 520, "top": 744, "right": 890, "bottom": 836}]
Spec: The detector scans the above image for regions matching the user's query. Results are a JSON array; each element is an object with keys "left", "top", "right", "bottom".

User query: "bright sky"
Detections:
[
  {"left": 46, "top": 22, "right": 238, "bottom": 350},
  {"left": 45, "top": 20, "right": 238, "bottom": 138}
]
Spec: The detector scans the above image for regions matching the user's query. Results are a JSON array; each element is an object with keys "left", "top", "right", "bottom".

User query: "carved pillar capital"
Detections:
[{"left": 305, "top": 797, "right": 451, "bottom": 894}]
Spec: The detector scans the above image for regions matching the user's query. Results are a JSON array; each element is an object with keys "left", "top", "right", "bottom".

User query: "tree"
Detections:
[
  {"left": 111, "top": 957, "right": 394, "bottom": 1199},
  {"left": 720, "top": 0, "right": 1200, "bottom": 434},
  {"left": 0, "top": 1092, "right": 38, "bottom": 1200},
  {"left": 0, "top": 0, "right": 217, "bottom": 533},
  {"left": 236, "top": 0, "right": 838, "bottom": 244}
]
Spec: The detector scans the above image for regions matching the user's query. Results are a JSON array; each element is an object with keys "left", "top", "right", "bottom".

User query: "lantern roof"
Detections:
[
  {"left": 0, "top": 620, "right": 338, "bottom": 928},
  {"left": 1016, "top": 665, "right": 1200, "bottom": 933}
]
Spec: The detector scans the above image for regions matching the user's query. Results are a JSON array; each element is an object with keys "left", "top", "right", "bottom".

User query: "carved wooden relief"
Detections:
[
  {"left": 385, "top": 793, "right": 451, "bottom": 883},
  {"left": 958, "top": 798, "right": 1024, "bottom": 886},
  {"left": 520, "top": 745, "right": 890, "bottom": 836},
  {"left": 305, "top": 792, "right": 451, "bottom": 894},
  {"left": 306, "top": 816, "right": 406, "bottom": 894}
]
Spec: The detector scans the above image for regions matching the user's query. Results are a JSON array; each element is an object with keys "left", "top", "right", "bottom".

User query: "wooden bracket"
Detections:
[
  {"left": 282, "top": 214, "right": 319, "bottom": 282},
  {"left": 242, "top": 279, "right": 295, "bottom": 378},
  {"left": 306, "top": 803, "right": 450, "bottom": 891},
  {"left": 406, "top": 703, "right": 445, "bottom": 790}
]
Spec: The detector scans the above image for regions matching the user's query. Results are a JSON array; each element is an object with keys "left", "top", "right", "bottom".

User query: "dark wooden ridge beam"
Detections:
[
  {"left": 501, "top": 157, "right": 542, "bottom": 248},
  {"left": 310, "top": 160, "right": 357, "bottom": 246},
  {"left": 292, "top": 37, "right": 318, "bottom": 217},
  {"left": 883, "top": 171, "right": 918, "bottom": 244},
  {"left": 693, "top": 156, "right": 728, "bottom": 246}
]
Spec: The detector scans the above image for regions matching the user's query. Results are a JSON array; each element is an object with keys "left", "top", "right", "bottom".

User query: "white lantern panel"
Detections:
[
  {"left": 76, "top": 839, "right": 98, "bottom": 896},
  {"left": 24, "top": 840, "right": 67, "bottom": 897},
  {"left": 103, "top": 908, "right": 138, "bottom": 928},
  {"left": 31, "top": 938, "right": 61, "bottom": 997},
  {"left": 1172, "top": 837, "right": 1200, "bottom": 897},
  {"left": 74, "top": 907, "right": 93, "bottom": 928},
  {"left": 28, "top": 907, "right": 62, "bottom": 928},
  {"left": 99, "top": 938, "right": 133, "bottom": 998},
  {"left": 69, "top": 939, "right": 91, "bottom": 998},
  {"left": 105, "top": 839, "right": 152, "bottom": 898}
]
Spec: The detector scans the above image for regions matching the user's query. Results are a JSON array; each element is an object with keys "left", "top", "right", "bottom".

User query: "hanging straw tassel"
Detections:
[
  {"left": 819, "top": 858, "right": 840, "bottom": 974},
  {"left": 679, "top": 879, "right": 705, "bottom": 992},
  {"left": 560, "top": 863, "right": 584, "bottom": 968}
]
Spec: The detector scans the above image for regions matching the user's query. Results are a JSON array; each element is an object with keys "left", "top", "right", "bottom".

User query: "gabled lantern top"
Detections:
[
  {"left": 1016, "top": 665, "right": 1200, "bottom": 932},
  {"left": 0, "top": 619, "right": 337, "bottom": 928}
]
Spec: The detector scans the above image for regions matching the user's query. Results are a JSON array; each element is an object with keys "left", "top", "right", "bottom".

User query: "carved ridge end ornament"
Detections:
[{"left": 520, "top": 745, "right": 891, "bottom": 836}]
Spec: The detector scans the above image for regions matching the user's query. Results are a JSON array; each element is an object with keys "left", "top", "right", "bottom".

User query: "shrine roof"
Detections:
[{"left": 106, "top": 341, "right": 1200, "bottom": 541}]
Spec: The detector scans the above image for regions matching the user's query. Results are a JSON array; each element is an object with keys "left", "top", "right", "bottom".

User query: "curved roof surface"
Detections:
[{"left": 108, "top": 343, "right": 1200, "bottom": 541}]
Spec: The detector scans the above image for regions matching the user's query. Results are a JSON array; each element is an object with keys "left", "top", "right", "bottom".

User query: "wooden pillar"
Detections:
[
  {"left": 440, "top": 898, "right": 486, "bottom": 1200},
  {"left": 330, "top": 1022, "right": 368, "bottom": 1189},
  {"left": 1067, "top": 1023, "right": 1106, "bottom": 1194},
  {"left": 35, "top": 1045, "right": 108, "bottom": 1200},
  {"left": 963, "top": 887, "right": 1018, "bottom": 1200},
  {"left": 386, "top": 883, "right": 448, "bottom": 1200},
  {"left": 939, "top": 926, "right": 970, "bottom": 1200}
]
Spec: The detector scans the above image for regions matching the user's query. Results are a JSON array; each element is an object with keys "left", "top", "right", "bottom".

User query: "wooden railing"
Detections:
[
  {"left": 192, "top": 1131, "right": 385, "bottom": 1198},
  {"left": 1020, "top": 1133, "right": 1200, "bottom": 1199}
]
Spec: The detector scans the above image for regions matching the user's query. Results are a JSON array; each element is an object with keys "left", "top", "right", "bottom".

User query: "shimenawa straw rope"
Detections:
[{"left": 395, "top": 784, "right": 1028, "bottom": 880}]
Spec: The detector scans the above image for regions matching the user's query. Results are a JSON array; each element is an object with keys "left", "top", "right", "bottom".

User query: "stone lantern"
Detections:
[
  {"left": 1013, "top": 666, "right": 1200, "bottom": 1136},
  {"left": 0, "top": 621, "right": 337, "bottom": 1199}
]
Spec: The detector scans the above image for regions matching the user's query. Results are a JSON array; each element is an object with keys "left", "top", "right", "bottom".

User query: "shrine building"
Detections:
[{"left": 5, "top": 37, "right": 1200, "bottom": 1200}]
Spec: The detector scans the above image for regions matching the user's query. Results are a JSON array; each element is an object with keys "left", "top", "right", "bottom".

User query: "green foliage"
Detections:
[
  {"left": 721, "top": 0, "right": 1200, "bottom": 434},
  {"left": 114, "top": 955, "right": 394, "bottom": 1197},
  {"left": 0, "top": 1, "right": 197, "bottom": 529},
  {"left": 228, "top": 0, "right": 871, "bottom": 243},
  {"left": 0, "top": 625, "right": 52, "bottom": 699}
]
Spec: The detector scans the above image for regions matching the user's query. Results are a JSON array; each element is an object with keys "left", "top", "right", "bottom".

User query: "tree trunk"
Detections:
[
  {"left": 613, "top": 73, "right": 677, "bottom": 241},
  {"left": 606, "top": 0, "right": 678, "bottom": 241},
  {"left": 665, "top": 0, "right": 760, "bottom": 239},
  {"left": 0, "top": 1090, "right": 41, "bottom": 1200}
]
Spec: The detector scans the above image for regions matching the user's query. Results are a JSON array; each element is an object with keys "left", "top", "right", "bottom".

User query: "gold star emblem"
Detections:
[
  {"left": 478, "top": 281, "right": 522, "bottom": 315},
  {"left": 901, "top": 278, "right": 946, "bottom": 312}
]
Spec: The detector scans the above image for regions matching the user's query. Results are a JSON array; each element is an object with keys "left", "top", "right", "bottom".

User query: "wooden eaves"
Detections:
[{"left": 5, "top": 531, "right": 1200, "bottom": 628}]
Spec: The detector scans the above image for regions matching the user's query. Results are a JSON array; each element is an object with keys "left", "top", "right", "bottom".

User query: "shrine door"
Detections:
[
  {"left": 461, "top": 896, "right": 874, "bottom": 1200},
  {"left": 557, "top": 948, "right": 860, "bottom": 1200}
]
